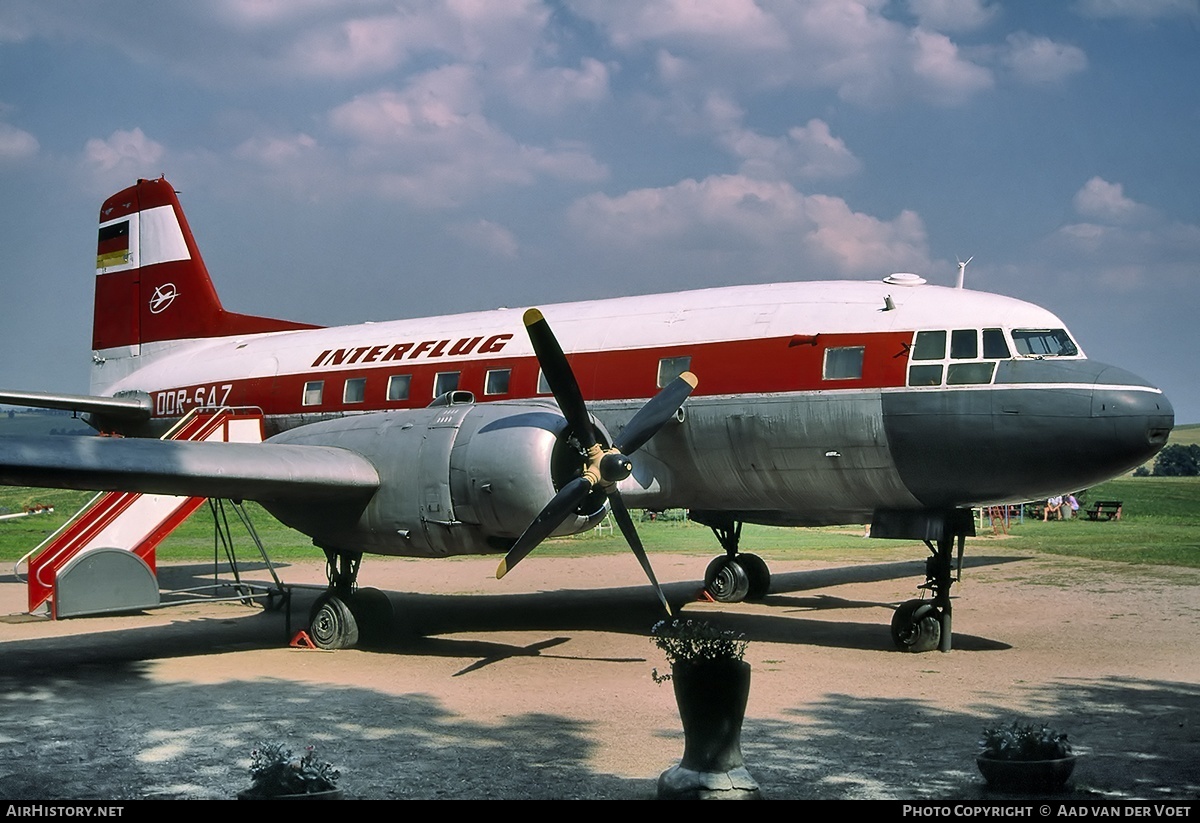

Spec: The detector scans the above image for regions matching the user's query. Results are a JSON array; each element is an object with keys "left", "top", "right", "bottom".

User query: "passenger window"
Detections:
[
  {"left": 484, "top": 369, "right": 511, "bottom": 396},
  {"left": 911, "top": 330, "right": 946, "bottom": 361},
  {"left": 657, "top": 356, "right": 692, "bottom": 387},
  {"left": 983, "top": 328, "right": 1010, "bottom": 359},
  {"left": 536, "top": 369, "right": 551, "bottom": 395},
  {"left": 946, "top": 362, "right": 996, "bottom": 385},
  {"left": 822, "top": 347, "right": 864, "bottom": 380},
  {"left": 387, "top": 374, "right": 411, "bottom": 401},
  {"left": 950, "top": 329, "right": 978, "bottom": 360},
  {"left": 343, "top": 377, "right": 366, "bottom": 403},
  {"left": 433, "top": 371, "right": 460, "bottom": 398},
  {"left": 302, "top": 380, "right": 324, "bottom": 406}
]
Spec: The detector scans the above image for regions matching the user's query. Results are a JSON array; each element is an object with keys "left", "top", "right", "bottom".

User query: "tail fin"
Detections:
[{"left": 92, "top": 177, "right": 318, "bottom": 352}]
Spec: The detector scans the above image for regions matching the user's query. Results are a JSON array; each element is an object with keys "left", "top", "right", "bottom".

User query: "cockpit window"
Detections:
[
  {"left": 982, "top": 328, "right": 1010, "bottom": 359},
  {"left": 1012, "top": 329, "right": 1078, "bottom": 357}
]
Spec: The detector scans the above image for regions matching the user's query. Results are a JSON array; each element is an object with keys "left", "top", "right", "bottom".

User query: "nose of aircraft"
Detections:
[
  {"left": 881, "top": 359, "right": 1175, "bottom": 508},
  {"left": 1089, "top": 364, "right": 1174, "bottom": 470}
]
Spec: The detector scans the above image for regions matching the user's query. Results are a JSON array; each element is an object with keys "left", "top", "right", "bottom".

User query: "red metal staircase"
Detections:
[{"left": 20, "top": 407, "right": 264, "bottom": 616}]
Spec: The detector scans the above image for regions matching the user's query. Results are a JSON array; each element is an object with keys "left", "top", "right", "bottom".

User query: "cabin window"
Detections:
[
  {"left": 387, "top": 374, "right": 411, "bottom": 401},
  {"left": 946, "top": 362, "right": 996, "bottom": 385},
  {"left": 1012, "top": 329, "right": 1079, "bottom": 357},
  {"left": 822, "top": 347, "right": 864, "bottom": 380},
  {"left": 950, "top": 329, "right": 978, "bottom": 359},
  {"left": 536, "top": 369, "right": 551, "bottom": 395},
  {"left": 484, "top": 369, "right": 511, "bottom": 396},
  {"left": 983, "top": 328, "right": 1010, "bottom": 359},
  {"left": 911, "top": 330, "right": 946, "bottom": 360},
  {"left": 302, "top": 380, "right": 324, "bottom": 406},
  {"left": 907, "top": 364, "right": 943, "bottom": 386},
  {"left": 657, "top": 356, "right": 692, "bottom": 387},
  {"left": 433, "top": 371, "right": 460, "bottom": 398},
  {"left": 343, "top": 377, "right": 366, "bottom": 404}
]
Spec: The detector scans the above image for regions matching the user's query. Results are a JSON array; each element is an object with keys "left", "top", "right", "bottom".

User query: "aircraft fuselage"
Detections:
[{"left": 88, "top": 276, "right": 1173, "bottom": 553}]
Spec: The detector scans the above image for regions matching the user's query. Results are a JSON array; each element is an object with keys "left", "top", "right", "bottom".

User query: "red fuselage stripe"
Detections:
[{"left": 147, "top": 331, "right": 914, "bottom": 418}]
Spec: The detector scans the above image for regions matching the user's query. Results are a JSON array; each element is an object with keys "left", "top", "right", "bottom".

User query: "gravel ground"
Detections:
[{"left": 1, "top": 544, "right": 1198, "bottom": 800}]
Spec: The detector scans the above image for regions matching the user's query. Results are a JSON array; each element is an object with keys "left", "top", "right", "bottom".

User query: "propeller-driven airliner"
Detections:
[{"left": 0, "top": 178, "right": 1174, "bottom": 651}]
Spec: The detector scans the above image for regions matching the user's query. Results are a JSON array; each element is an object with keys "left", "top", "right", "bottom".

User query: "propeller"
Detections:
[{"left": 495, "top": 308, "right": 697, "bottom": 615}]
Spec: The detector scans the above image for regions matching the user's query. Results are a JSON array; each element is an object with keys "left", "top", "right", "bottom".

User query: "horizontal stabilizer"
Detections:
[
  {"left": 0, "top": 390, "right": 151, "bottom": 423},
  {"left": 0, "top": 435, "right": 380, "bottom": 502}
]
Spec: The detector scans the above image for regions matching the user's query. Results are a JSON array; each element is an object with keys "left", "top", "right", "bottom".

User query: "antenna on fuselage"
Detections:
[{"left": 955, "top": 256, "right": 973, "bottom": 289}]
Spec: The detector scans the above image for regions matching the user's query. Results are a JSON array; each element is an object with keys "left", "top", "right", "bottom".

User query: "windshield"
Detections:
[{"left": 1012, "top": 329, "right": 1079, "bottom": 357}]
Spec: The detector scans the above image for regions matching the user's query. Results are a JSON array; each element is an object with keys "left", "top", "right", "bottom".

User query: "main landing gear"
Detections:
[
  {"left": 308, "top": 549, "right": 394, "bottom": 650},
  {"left": 890, "top": 529, "right": 964, "bottom": 653},
  {"left": 700, "top": 517, "right": 771, "bottom": 603}
]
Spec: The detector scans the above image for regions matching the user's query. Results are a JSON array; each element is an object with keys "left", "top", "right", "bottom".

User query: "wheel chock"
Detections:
[
  {"left": 289, "top": 630, "right": 318, "bottom": 649},
  {"left": 696, "top": 588, "right": 716, "bottom": 603}
]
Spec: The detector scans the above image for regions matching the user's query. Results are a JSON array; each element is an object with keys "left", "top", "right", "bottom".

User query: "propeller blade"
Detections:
[
  {"left": 609, "top": 491, "right": 671, "bottom": 616},
  {"left": 612, "top": 371, "right": 697, "bottom": 455},
  {"left": 496, "top": 475, "right": 593, "bottom": 579},
  {"left": 524, "top": 308, "right": 596, "bottom": 450}
]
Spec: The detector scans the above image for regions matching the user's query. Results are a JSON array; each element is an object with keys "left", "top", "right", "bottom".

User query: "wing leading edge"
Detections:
[
  {"left": 0, "top": 435, "right": 380, "bottom": 502},
  {"left": 0, "top": 390, "right": 152, "bottom": 423}
]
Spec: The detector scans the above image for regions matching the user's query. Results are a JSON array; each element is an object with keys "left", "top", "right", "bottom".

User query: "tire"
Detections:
[
  {"left": 890, "top": 599, "right": 941, "bottom": 653},
  {"left": 736, "top": 553, "right": 771, "bottom": 601},
  {"left": 309, "top": 592, "right": 360, "bottom": 650},
  {"left": 704, "top": 556, "right": 751, "bottom": 603}
]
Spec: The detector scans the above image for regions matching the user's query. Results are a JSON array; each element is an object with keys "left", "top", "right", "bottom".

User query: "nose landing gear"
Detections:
[{"left": 890, "top": 526, "right": 964, "bottom": 653}]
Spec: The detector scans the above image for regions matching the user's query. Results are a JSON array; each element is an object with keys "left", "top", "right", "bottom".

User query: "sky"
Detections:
[{"left": 0, "top": 0, "right": 1197, "bottom": 423}]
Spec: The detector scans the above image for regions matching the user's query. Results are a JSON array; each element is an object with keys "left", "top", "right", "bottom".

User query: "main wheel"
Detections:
[
  {"left": 704, "top": 556, "right": 751, "bottom": 603},
  {"left": 890, "top": 599, "right": 941, "bottom": 653},
  {"left": 736, "top": 553, "right": 771, "bottom": 600},
  {"left": 309, "top": 592, "right": 360, "bottom": 650}
]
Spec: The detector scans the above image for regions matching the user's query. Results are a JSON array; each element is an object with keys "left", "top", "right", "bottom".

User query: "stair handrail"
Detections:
[{"left": 12, "top": 405, "right": 236, "bottom": 582}]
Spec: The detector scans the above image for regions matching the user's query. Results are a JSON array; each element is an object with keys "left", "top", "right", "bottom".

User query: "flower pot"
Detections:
[
  {"left": 976, "top": 755, "right": 1077, "bottom": 792},
  {"left": 657, "top": 658, "right": 761, "bottom": 800}
]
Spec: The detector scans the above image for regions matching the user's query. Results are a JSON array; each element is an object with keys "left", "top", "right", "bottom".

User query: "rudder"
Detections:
[{"left": 92, "top": 177, "right": 316, "bottom": 353}]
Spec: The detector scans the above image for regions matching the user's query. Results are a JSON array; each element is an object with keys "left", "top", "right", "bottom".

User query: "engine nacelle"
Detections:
[{"left": 263, "top": 400, "right": 608, "bottom": 557}]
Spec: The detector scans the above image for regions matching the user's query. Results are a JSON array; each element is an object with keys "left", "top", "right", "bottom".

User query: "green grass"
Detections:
[{"left": 3, "top": 476, "right": 1197, "bottom": 569}]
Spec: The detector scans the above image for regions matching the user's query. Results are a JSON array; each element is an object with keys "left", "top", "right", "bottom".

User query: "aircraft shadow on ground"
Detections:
[
  {"left": 0, "top": 665, "right": 1192, "bottom": 800},
  {"left": 0, "top": 555, "right": 1023, "bottom": 676}
]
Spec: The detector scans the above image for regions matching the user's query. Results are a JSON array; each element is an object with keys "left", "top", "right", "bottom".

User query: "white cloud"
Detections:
[
  {"left": 83, "top": 128, "right": 165, "bottom": 174},
  {"left": 329, "top": 67, "right": 605, "bottom": 206},
  {"left": 449, "top": 219, "right": 519, "bottom": 258},
  {"left": 500, "top": 57, "right": 611, "bottom": 114},
  {"left": 908, "top": 0, "right": 998, "bottom": 32},
  {"left": 1002, "top": 32, "right": 1087, "bottom": 85},
  {"left": 1074, "top": 0, "right": 1199, "bottom": 21},
  {"left": 909, "top": 29, "right": 994, "bottom": 103},
  {"left": 1044, "top": 179, "right": 1196, "bottom": 290},
  {"left": 1072, "top": 177, "right": 1156, "bottom": 225},
  {"left": 572, "top": 0, "right": 994, "bottom": 106},
  {"left": 0, "top": 123, "right": 38, "bottom": 161},
  {"left": 706, "top": 98, "right": 862, "bottom": 181},
  {"left": 567, "top": 174, "right": 929, "bottom": 277},
  {"left": 233, "top": 133, "right": 319, "bottom": 166}
]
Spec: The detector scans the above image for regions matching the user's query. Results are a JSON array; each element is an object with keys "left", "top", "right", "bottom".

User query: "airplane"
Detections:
[{"left": 0, "top": 177, "right": 1175, "bottom": 652}]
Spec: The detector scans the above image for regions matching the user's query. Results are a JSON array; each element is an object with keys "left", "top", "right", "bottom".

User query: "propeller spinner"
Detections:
[{"left": 495, "top": 308, "right": 697, "bottom": 615}]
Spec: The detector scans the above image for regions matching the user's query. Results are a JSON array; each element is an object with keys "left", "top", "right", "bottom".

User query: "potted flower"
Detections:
[
  {"left": 651, "top": 618, "right": 761, "bottom": 800},
  {"left": 976, "top": 722, "right": 1077, "bottom": 791},
  {"left": 238, "top": 742, "right": 343, "bottom": 800}
]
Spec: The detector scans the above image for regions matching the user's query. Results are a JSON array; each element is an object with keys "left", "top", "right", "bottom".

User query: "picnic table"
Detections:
[{"left": 1084, "top": 500, "right": 1123, "bottom": 521}]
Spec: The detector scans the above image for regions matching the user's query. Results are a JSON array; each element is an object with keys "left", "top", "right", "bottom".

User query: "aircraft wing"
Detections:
[
  {"left": 0, "top": 389, "right": 151, "bottom": 423},
  {"left": 0, "top": 435, "right": 380, "bottom": 502}
]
